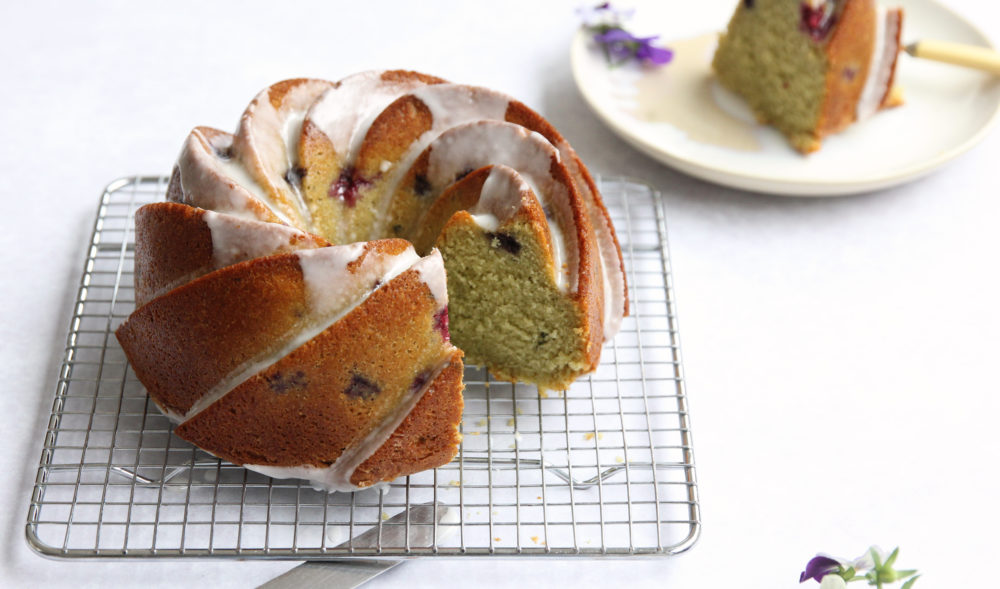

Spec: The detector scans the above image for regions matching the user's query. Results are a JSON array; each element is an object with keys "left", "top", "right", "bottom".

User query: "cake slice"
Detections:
[
  {"left": 175, "top": 255, "right": 462, "bottom": 491},
  {"left": 117, "top": 240, "right": 463, "bottom": 491},
  {"left": 117, "top": 239, "right": 424, "bottom": 421},
  {"left": 712, "top": 0, "right": 903, "bottom": 153},
  {"left": 425, "top": 165, "right": 603, "bottom": 390},
  {"left": 132, "top": 202, "right": 329, "bottom": 307}
]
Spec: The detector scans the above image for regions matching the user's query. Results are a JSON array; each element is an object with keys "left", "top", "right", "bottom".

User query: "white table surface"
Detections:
[{"left": 3, "top": 1, "right": 998, "bottom": 586}]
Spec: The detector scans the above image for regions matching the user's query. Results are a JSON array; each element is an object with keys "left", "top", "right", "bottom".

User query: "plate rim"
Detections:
[{"left": 570, "top": 0, "right": 1000, "bottom": 196}]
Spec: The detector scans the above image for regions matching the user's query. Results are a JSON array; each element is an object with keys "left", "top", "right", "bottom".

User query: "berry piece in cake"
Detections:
[
  {"left": 330, "top": 167, "right": 370, "bottom": 207},
  {"left": 284, "top": 166, "right": 305, "bottom": 189},
  {"left": 344, "top": 373, "right": 381, "bottom": 400},
  {"left": 433, "top": 308, "right": 450, "bottom": 341},
  {"left": 414, "top": 173, "right": 432, "bottom": 197},
  {"left": 487, "top": 232, "right": 521, "bottom": 255},
  {"left": 800, "top": 1, "right": 837, "bottom": 42},
  {"left": 409, "top": 370, "right": 432, "bottom": 395}
]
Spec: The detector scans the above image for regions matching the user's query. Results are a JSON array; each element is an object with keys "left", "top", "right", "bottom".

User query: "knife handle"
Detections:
[{"left": 906, "top": 40, "right": 1000, "bottom": 75}]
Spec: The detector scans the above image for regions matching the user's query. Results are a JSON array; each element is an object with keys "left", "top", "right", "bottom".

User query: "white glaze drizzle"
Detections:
[
  {"left": 296, "top": 242, "right": 367, "bottom": 316},
  {"left": 244, "top": 356, "right": 452, "bottom": 492},
  {"left": 179, "top": 244, "right": 422, "bottom": 422},
  {"left": 203, "top": 209, "right": 320, "bottom": 268},
  {"left": 856, "top": 6, "right": 900, "bottom": 121},
  {"left": 410, "top": 84, "right": 509, "bottom": 130},
  {"left": 472, "top": 164, "right": 526, "bottom": 220},
  {"left": 469, "top": 213, "right": 500, "bottom": 231},
  {"left": 175, "top": 129, "right": 293, "bottom": 225}
]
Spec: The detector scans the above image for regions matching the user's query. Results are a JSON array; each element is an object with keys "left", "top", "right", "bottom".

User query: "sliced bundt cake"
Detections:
[{"left": 116, "top": 70, "right": 628, "bottom": 490}]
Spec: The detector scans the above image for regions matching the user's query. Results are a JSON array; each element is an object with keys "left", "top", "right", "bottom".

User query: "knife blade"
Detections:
[{"left": 257, "top": 503, "right": 457, "bottom": 589}]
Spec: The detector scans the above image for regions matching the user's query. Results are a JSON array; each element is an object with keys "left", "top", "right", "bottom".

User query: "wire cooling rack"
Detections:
[{"left": 26, "top": 175, "right": 699, "bottom": 559}]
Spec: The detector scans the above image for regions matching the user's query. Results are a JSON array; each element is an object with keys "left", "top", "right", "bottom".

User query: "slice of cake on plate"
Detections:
[{"left": 712, "top": 0, "right": 904, "bottom": 153}]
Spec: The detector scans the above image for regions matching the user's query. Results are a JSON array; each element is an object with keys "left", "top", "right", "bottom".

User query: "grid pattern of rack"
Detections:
[{"left": 26, "top": 175, "right": 699, "bottom": 559}]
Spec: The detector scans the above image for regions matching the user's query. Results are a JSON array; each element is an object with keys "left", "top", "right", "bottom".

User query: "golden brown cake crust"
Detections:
[
  {"left": 818, "top": 0, "right": 877, "bottom": 138},
  {"left": 133, "top": 202, "right": 214, "bottom": 308},
  {"left": 117, "top": 256, "right": 309, "bottom": 416},
  {"left": 357, "top": 94, "right": 434, "bottom": 180},
  {"left": 379, "top": 70, "right": 447, "bottom": 86}
]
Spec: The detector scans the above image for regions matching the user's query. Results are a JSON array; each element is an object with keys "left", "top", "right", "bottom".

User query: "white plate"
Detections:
[{"left": 571, "top": 0, "right": 1000, "bottom": 196}]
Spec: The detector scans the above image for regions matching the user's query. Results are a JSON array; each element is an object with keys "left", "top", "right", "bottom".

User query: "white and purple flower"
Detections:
[
  {"left": 578, "top": 3, "right": 673, "bottom": 66},
  {"left": 798, "top": 546, "right": 919, "bottom": 588}
]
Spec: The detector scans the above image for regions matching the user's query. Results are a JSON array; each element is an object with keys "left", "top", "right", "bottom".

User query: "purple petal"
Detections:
[
  {"left": 593, "top": 28, "right": 638, "bottom": 44},
  {"left": 636, "top": 44, "right": 673, "bottom": 65},
  {"left": 800, "top": 556, "right": 842, "bottom": 583}
]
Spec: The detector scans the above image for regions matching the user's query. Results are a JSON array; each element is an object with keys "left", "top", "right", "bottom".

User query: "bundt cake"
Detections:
[
  {"left": 115, "top": 70, "right": 628, "bottom": 491},
  {"left": 712, "top": 0, "right": 904, "bottom": 153}
]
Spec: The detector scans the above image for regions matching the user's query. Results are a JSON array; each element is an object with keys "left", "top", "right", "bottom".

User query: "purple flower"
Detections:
[
  {"left": 591, "top": 27, "right": 674, "bottom": 66},
  {"left": 799, "top": 546, "right": 918, "bottom": 587},
  {"left": 579, "top": 3, "right": 671, "bottom": 67},
  {"left": 800, "top": 555, "right": 843, "bottom": 583}
]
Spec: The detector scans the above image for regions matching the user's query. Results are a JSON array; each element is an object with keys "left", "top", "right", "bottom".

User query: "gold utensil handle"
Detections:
[{"left": 906, "top": 40, "right": 1000, "bottom": 75}]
